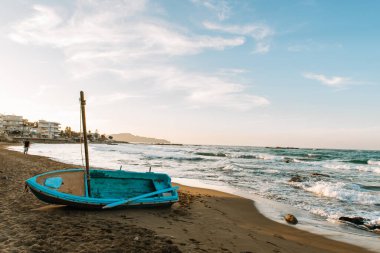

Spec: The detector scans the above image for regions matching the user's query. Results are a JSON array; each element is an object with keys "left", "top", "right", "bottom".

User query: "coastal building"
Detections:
[
  {"left": 0, "top": 113, "right": 63, "bottom": 139},
  {"left": 2, "top": 115, "right": 25, "bottom": 134},
  {"left": 37, "top": 120, "right": 61, "bottom": 139},
  {"left": 0, "top": 114, "right": 4, "bottom": 133}
]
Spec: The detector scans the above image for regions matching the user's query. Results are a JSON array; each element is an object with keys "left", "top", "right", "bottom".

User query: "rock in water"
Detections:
[
  {"left": 365, "top": 224, "right": 380, "bottom": 230},
  {"left": 339, "top": 216, "right": 380, "bottom": 234},
  {"left": 288, "top": 175, "right": 304, "bottom": 182},
  {"left": 339, "top": 216, "right": 367, "bottom": 225},
  {"left": 311, "top": 173, "right": 330, "bottom": 178},
  {"left": 284, "top": 214, "right": 298, "bottom": 224}
]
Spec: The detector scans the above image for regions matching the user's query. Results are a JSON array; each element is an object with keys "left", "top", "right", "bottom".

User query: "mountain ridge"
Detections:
[{"left": 111, "top": 133, "right": 170, "bottom": 144}]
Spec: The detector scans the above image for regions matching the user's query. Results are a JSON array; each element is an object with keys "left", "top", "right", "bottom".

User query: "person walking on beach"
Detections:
[{"left": 23, "top": 139, "right": 30, "bottom": 155}]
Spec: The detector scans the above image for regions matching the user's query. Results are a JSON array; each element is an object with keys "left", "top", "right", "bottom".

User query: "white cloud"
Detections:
[
  {"left": 287, "top": 40, "right": 343, "bottom": 52},
  {"left": 110, "top": 66, "right": 269, "bottom": 110},
  {"left": 165, "top": 68, "right": 270, "bottom": 110},
  {"left": 8, "top": 0, "right": 268, "bottom": 110},
  {"left": 203, "top": 21, "right": 273, "bottom": 39},
  {"left": 203, "top": 21, "right": 274, "bottom": 54},
  {"left": 9, "top": 3, "right": 244, "bottom": 59},
  {"left": 34, "top": 85, "right": 55, "bottom": 98},
  {"left": 303, "top": 72, "right": 351, "bottom": 88},
  {"left": 191, "top": 0, "right": 231, "bottom": 21},
  {"left": 217, "top": 68, "right": 249, "bottom": 76},
  {"left": 88, "top": 93, "right": 144, "bottom": 106},
  {"left": 253, "top": 42, "right": 270, "bottom": 54}
]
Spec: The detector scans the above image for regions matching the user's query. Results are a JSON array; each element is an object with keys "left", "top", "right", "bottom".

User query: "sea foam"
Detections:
[
  {"left": 368, "top": 160, "right": 380, "bottom": 165},
  {"left": 303, "top": 181, "right": 380, "bottom": 205}
]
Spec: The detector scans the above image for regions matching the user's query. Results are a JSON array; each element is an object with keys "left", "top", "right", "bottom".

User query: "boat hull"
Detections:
[
  {"left": 25, "top": 169, "right": 179, "bottom": 209},
  {"left": 28, "top": 187, "right": 174, "bottom": 209}
]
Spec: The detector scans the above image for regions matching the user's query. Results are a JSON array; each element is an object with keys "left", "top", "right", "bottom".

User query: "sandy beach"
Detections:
[{"left": 0, "top": 144, "right": 375, "bottom": 253}]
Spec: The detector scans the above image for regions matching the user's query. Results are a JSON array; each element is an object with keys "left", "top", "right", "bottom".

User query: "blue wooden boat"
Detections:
[
  {"left": 25, "top": 168, "right": 179, "bottom": 209},
  {"left": 25, "top": 91, "right": 179, "bottom": 209}
]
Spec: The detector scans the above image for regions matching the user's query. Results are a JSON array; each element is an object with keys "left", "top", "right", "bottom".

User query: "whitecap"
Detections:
[
  {"left": 303, "top": 181, "right": 380, "bottom": 205},
  {"left": 357, "top": 166, "right": 380, "bottom": 174},
  {"left": 368, "top": 160, "right": 380, "bottom": 166},
  {"left": 257, "top": 154, "right": 278, "bottom": 160},
  {"left": 322, "top": 163, "right": 351, "bottom": 170},
  {"left": 265, "top": 169, "right": 280, "bottom": 174}
]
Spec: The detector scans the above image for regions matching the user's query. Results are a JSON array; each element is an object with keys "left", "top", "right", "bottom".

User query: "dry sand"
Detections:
[{"left": 0, "top": 144, "right": 375, "bottom": 253}]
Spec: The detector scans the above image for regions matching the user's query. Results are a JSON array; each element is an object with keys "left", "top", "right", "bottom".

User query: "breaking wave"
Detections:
[
  {"left": 368, "top": 160, "right": 380, "bottom": 165},
  {"left": 303, "top": 181, "right": 380, "bottom": 205},
  {"left": 235, "top": 154, "right": 258, "bottom": 159},
  {"left": 357, "top": 166, "right": 380, "bottom": 174},
  {"left": 322, "top": 163, "right": 351, "bottom": 170},
  {"left": 358, "top": 184, "right": 380, "bottom": 191},
  {"left": 195, "top": 152, "right": 227, "bottom": 157},
  {"left": 145, "top": 155, "right": 204, "bottom": 161},
  {"left": 346, "top": 159, "right": 369, "bottom": 165},
  {"left": 323, "top": 163, "right": 380, "bottom": 174}
]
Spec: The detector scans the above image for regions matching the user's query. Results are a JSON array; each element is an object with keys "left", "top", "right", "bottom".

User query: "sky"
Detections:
[{"left": 0, "top": 0, "right": 379, "bottom": 150}]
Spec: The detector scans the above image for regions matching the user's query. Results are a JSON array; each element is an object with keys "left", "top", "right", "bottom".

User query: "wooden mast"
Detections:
[{"left": 80, "top": 91, "right": 91, "bottom": 196}]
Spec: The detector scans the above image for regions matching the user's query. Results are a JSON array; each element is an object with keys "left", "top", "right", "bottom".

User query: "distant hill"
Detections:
[{"left": 111, "top": 133, "right": 170, "bottom": 144}]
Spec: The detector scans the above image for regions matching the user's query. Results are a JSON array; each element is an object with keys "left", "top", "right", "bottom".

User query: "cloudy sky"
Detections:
[{"left": 1, "top": 0, "right": 379, "bottom": 149}]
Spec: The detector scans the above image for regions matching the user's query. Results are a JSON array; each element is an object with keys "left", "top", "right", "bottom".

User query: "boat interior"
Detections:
[
  {"left": 35, "top": 169, "right": 171, "bottom": 199},
  {"left": 36, "top": 170, "right": 85, "bottom": 196}
]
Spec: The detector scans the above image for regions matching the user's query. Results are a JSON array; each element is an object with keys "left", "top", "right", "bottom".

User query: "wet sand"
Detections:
[{"left": 0, "top": 144, "right": 375, "bottom": 253}]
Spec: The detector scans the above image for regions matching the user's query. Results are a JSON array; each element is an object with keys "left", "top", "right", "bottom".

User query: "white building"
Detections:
[
  {"left": 37, "top": 120, "right": 61, "bottom": 139},
  {"left": 2, "top": 115, "right": 25, "bottom": 134},
  {"left": 0, "top": 114, "right": 4, "bottom": 133}
]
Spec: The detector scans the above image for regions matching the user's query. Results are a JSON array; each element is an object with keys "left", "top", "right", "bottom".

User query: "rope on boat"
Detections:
[{"left": 24, "top": 183, "right": 29, "bottom": 193}]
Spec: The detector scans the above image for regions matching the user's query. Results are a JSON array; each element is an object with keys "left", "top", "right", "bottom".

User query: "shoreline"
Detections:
[
  {"left": 172, "top": 178, "right": 380, "bottom": 250},
  {"left": 0, "top": 144, "right": 376, "bottom": 252}
]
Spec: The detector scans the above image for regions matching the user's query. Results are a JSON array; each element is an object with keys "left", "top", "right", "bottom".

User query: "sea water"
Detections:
[{"left": 10, "top": 143, "right": 380, "bottom": 250}]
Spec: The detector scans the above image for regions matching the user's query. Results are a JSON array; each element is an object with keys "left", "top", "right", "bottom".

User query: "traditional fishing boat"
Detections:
[{"left": 25, "top": 91, "right": 179, "bottom": 209}]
